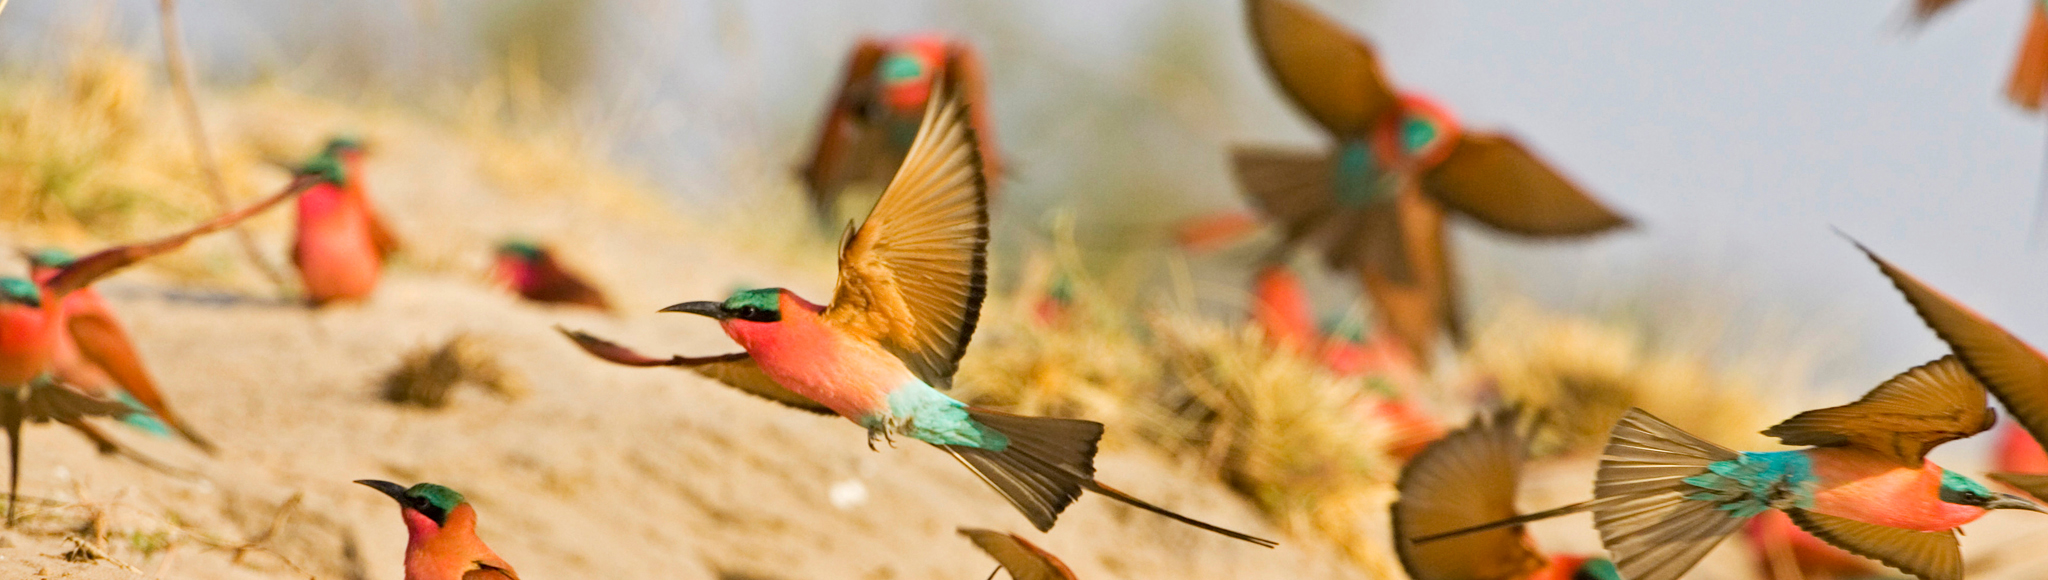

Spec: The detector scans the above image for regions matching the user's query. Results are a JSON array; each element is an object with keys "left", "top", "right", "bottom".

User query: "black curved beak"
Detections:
[
  {"left": 660, "top": 301, "right": 728, "bottom": 319},
  {"left": 354, "top": 479, "right": 409, "bottom": 503},
  {"left": 1990, "top": 493, "right": 2048, "bottom": 514}
]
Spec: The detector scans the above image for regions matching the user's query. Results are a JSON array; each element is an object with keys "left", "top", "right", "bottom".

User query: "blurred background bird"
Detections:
[
  {"left": 489, "top": 239, "right": 611, "bottom": 311},
  {"left": 1392, "top": 409, "right": 1619, "bottom": 580},
  {"left": 0, "top": 172, "right": 315, "bottom": 524},
  {"left": 357, "top": 479, "right": 519, "bottom": 580},
  {"left": 799, "top": 33, "right": 1003, "bottom": 224},
  {"left": 293, "top": 136, "right": 401, "bottom": 307},
  {"left": 23, "top": 248, "right": 216, "bottom": 454},
  {"left": 1220, "top": 0, "right": 1630, "bottom": 369},
  {"left": 959, "top": 527, "right": 1077, "bottom": 580}
]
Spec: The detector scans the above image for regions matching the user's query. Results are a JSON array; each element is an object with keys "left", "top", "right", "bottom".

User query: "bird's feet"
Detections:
[{"left": 865, "top": 424, "right": 896, "bottom": 451}]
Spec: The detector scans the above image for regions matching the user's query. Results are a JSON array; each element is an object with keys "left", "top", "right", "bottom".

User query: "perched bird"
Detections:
[
  {"left": 490, "top": 239, "right": 610, "bottom": 311},
  {"left": 1392, "top": 410, "right": 1619, "bottom": 580},
  {"left": 1416, "top": 357, "right": 2045, "bottom": 580},
  {"left": 24, "top": 249, "right": 216, "bottom": 453},
  {"left": 800, "top": 34, "right": 1002, "bottom": 222},
  {"left": 294, "top": 136, "right": 401, "bottom": 306},
  {"left": 563, "top": 76, "right": 1272, "bottom": 546},
  {"left": 357, "top": 480, "right": 518, "bottom": 580},
  {"left": 1854, "top": 241, "right": 2048, "bottom": 504},
  {"left": 959, "top": 527, "right": 1077, "bottom": 580},
  {"left": 0, "top": 173, "right": 316, "bottom": 524},
  {"left": 1235, "top": 0, "right": 1629, "bottom": 366}
]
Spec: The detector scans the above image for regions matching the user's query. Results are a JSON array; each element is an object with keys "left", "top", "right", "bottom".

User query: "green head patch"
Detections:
[
  {"left": 0, "top": 278, "right": 41, "bottom": 307},
  {"left": 722, "top": 288, "right": 783, "bottom": 322},
  {"left": 297, "top": 150, "right": 348, "bottom": 185},
  {"left": 25, "top": 248, "right": 75, "bottom": 268},
  {"left": 324, "top": 135, "right": 364, "bottom": 156},
  {"left": 496, "top": 239, "right": 544, "bottom": 260},
  {"left": 1939, "top": 469, "right": 1996, "bottom": 506},
  {"left": 879, "top": 53, "right": 925, "bottom": 82},
  {"left": 405, "top": 483, "right": 467, "bottom": 525},
  {"left": 1574, "top": 559, "right": 1621, "bottom": 580}
]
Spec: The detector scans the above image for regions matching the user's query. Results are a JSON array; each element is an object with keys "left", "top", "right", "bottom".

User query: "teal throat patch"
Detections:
[
  {"left": 871, "top": 381, "right": 1010, "bottom": 451},
  {"left": 1332, "top": 141, "right": 1390, "bottom": 207},
  {"left": 0, "top": 278, "right": 41, "bottom": 307},
  {"left": 1682, "top": 451, "right": 1816, "bottom": 518}
]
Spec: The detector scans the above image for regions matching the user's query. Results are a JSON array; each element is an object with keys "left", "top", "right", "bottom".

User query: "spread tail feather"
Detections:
[
  {"left": 942, "top": 409, "right": 1277, "bottom": 547},
  {"left": 1591, "top": 408, "right": 1748, "bottom": 580}
]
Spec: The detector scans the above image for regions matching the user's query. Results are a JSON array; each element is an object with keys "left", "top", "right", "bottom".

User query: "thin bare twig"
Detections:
[{"left": 158, "top": 0, "right": 291, "bottom": 293}]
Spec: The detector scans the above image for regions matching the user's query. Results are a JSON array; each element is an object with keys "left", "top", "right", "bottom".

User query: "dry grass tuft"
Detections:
[
  {"left": 381, "top": 333, "right": 531, "bottom": 408},
  {"left": 1465, "top": 300, "right": 1780, "bottom": 455}
]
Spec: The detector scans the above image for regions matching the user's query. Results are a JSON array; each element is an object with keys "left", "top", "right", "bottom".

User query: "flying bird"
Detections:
[
  {"left": 0, "top": 172, "right": 317, "bottom": 524},
  {"left": 490, "top": 239, "right": 611, "bottom": 311},
  {"left": 24, "top": 249, "right": 216, "bottom": 454},
  {"left": 1416, "top": 358, "right": 2044, "bottom": 580},
  {"left": 959, "top": 527, "right": 1077, "bottom": 580},
  {"left": 800, "top": 34, "right": 1002, "bottom": 222},
  {"left": 1853, "top": 240, "right": 2048, "bottom": 505},
  {"left": 1392, "top": 410, "right": 1619, "bottom": 580},
  {"left": 1235, "top": 0, "right": 1630, "bottom": 366},
  {"left": 563, "top": 76, "right": 1272, "bottom": 547},
  {"left": 357, "top": 480, "right": 518, "bottom": 580},
  {"left": 294, "top": 136, "right": 402, "bottom": 306}
]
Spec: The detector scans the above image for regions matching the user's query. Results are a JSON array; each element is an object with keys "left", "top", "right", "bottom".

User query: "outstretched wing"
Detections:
[
  {"left": 1761, "top": 356, "right": 1991, "bottom": 467},
  {"left": 957, "top": 528, "right": 1077, "bottom": 580},
  {"left": 1784, "top": 509, "right": 1961, "bottom": 580},
  {"left": 1245, "top": 0, "right": 1399, "bottom": 136},
  {"left": 1392, "top": 409, "right": 1548, "bottom": 580},
  {"left": 822, "top": 71, "right": 990, "bottom": 390},
  {"left": 44, "top": 174, "right": 318, "bottom": 298},
  {"left": 1856, "top": 241, "right": 2048, "bottom": 463},
  {"left": 799, "top": 39, "right": 889, "bottom": 213},
  {"left": 557, "top": 328, "right": 834, "bottom": 415},
  {"left": 944, "top": 42, "right": 1004, "bottom": 192},
  {"left": 1421, "top": 133, "right": 1630, "bottom": 237}
]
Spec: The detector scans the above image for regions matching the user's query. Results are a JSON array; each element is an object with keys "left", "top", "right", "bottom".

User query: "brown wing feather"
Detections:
[
  {"left": 1761, "top": 356, "right": 1991, "bottom": 467},
  {"left": 45, "top": 174, "right": 317, "bottom": 298},
  {"left": 463, "top": 561, "right": 520, "bottom": 580},
  {"left": 367, "top": 208, "right": 402, "bottom": 260},
  {"left": 944, "top": 42, "right": 1004, "bottom": 194},
  {"left": 1856, "top": 242, "right": 2048, "bottom": 462},
  {"left": 556, "top": 328, "right": 834, "bottom": 415},
  {"left": 1990, "top": 472, "right": 2048, "bottom": 501},
  {"left": 1245, "top": 0, "right": 1399, "bottom": 136},
  {"left": 958, "top": 528, "right": 1078, "bottom": 580},
  {"left": 1784, "top": 509, "right": 1961, "bottom": 580},
  {"left": 800, "top": 39, "right": 889, "bottom": 215},
  {"left": 824, "top": 72, "right": 990, "bottom": 390},
  {"left": 2008, "top": 3, "right": 2048, "bottom": 111},
  {"left": 1421, "top": 133, "right": 1630, "bottom": 237},
  {"left": 65, "top": 307, "right": 215, "bottom": 451},
  {"left": 1392, "top": 410, "right": 1547, "bottom": 580},
  {"left": 1356, "top": 188, "right": 1451, "bottom": 367}
]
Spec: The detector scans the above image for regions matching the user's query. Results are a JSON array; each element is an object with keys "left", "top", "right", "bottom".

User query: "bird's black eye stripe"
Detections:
[{"left": 728, "top": 305, "right": 780, "bottom": 323}]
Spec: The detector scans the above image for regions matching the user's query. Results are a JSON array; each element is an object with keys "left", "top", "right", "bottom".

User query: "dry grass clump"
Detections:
[
  {"left": 0, "top": 46, "right": 264, "bottom": 252},
  {"left": 381, "top": 333, "right": 531, "bottom": 408},
  {"left": 1465, "top": 300, "right": 1779, "bottom": 456},
  {"left": 958, "top": 250, "right": 1405, "bottom": 573}
]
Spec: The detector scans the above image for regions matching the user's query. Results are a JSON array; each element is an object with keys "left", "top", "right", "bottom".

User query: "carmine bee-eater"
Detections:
[
  {"left": 1416, "top": 357, "right": 2046, "bottom": 580},
  {"left": 24, "top": 249, "right": 215, "bottom": 453},
  {"left": 294, "top": 136, "right": 401, "bottom": 306},
  {"left": 959, "top": 527, "right": 1077, "bottom": 580},
  {"left": 1393, "top": 410, "right": 1619, "bottom": 580},
  {"left": 356, "top": 480, "right": 518, "bottom": 580},
  {"left": 800, "top": 34, "right": 1003, "bottom": 222},
  {"left": 1235, "top": 0, "right": 1630, "bottom": 366},
  {"left": 562, "top": 76, "right": 1272, "bottom": 547},
  {"left": 490, "top": 239, "right": 610, "bottom": 311},
  {"left": 0, "top": 173, "right": 318, "bottom": 524},
  {"left": 1854, "top": 240, "right": 2048, "bottom": 506}
]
